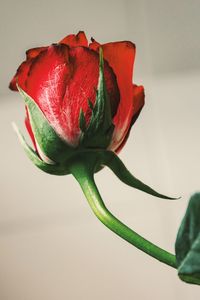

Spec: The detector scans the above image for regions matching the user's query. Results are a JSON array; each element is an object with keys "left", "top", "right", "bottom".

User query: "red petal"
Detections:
[
  {"left": 59, "top": 31, "right": 88, "bottom": 47},
  {"left": 89, "top": 41, "right": 137, "bottom": 149},
  {"left": 25, "top": 44, "right": 119, "bottom": 146},
  {"left": 102, "top": 42, "right": 136, "bottom": 120},
  {"left": 131, "top": 84, "right": 145, "bottom": 120},
  {"left": 110, "top": 85, "right": 145, "bottom": 152},
  {"left": 26, "top": 46, "right": 47, "bottom": 59},
  {"left": 25, "top": 44, "right": 73, "bottom": 142},
  {"left": 89, "top": 38, "right": 100, "bottom": 51},
  {"left": 61, "top": 47, "right": 119, "bottom": 144},
  {"left": 9, "top": 59, "right": 34, "bottom": 91},
  {"left": 9, "top": 47, "right": 47, "bottom": 91}
]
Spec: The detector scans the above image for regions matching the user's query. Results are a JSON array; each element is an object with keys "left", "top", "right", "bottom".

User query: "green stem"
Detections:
[{"left": 70, "top": 160, "right": 177, "bottom": 269}]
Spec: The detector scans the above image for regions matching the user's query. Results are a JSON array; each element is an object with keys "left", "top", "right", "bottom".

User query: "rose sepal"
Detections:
[
  {"left": 17, "top": 85, "right": 75, "bottom": 164},
  {"left": 12, "top": 122, "right": 70, "bottom": 175},
  {"left": 95, "top": 150, "right": 178, "bottom": 200},
  {"left": 79, "top": 48, "right": 114, "bottom": 149}
]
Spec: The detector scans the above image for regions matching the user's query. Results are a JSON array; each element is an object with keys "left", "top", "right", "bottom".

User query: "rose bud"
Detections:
[{"left": 10, "top": 31, "right": 144, "bottom": 174}]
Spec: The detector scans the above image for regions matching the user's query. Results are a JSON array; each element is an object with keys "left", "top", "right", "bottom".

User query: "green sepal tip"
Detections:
[
  {"left": 96, "top": 150, "right": 178, "bottom": 200},
  {"left": 79, "top": 108, "right": 87, "bottom": 133}
]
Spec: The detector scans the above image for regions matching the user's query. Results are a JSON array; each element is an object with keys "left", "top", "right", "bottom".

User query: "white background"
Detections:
[{"left": 1, "top": 0, "right": 200, "bottom": 299}]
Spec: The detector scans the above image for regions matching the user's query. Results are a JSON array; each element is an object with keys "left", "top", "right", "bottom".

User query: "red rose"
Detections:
[
  {"left": 10, "top": 32, "right": 174, "bottom": 258},
  {"left": 10, "top": 31, "right": 144, "bottom": 165}
]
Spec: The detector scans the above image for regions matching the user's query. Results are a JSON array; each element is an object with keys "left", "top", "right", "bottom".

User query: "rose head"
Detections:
[{"left": 10, "top": 31, "right": 144, "bottom": 171}]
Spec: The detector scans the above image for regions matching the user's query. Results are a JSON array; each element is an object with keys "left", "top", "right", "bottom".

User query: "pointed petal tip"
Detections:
[
  {"left": 59, "top": 31, "right": 88, "bottom": 47},
  {"left": 77, "top": 30, "right": 85, "bottom": 35}
]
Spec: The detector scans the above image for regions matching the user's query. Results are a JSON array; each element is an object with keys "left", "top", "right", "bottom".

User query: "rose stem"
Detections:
[{"left": 70, "top": 160, "right": 177, "bottom": 269}]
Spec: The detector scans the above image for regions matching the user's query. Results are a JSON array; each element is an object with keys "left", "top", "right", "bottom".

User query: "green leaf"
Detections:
[
  {"left": 17, "top": 85, "right": 74, "bottom": 163},
  {"left": 79, "top": 48, "right": 114, "bottom": 148},
  {"left": 97, "top": 150, "right": 178, "bottom": 200},
  {"left": 175, "top": 193, "right": 200, "bottom": 285},
  {"left": 12, "top": 122, "right": 69, "bottom": 175}
]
